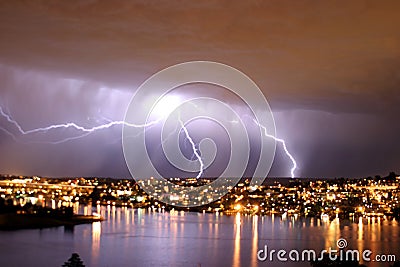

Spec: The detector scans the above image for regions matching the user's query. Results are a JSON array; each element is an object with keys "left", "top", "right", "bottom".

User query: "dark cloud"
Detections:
[
  {"left": 0, "top": 1, "right": 399, "bottom": 178},
  {"left": 1, "top": 1, "right": 399, "bottom": 111}
]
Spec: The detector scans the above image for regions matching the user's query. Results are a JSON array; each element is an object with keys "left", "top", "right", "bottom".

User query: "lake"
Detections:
[{"left": 0, "top": 205, "right": 398, "bottom": 267}]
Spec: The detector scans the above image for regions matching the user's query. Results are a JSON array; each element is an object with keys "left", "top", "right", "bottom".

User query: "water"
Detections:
[{"left": 0, "top": 205, "right": 399, "bottom": 267}]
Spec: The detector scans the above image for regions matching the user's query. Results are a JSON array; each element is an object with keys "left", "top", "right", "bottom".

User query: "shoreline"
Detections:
[{"left": 0, "top": 213, "right": 103, "bottom": 231}]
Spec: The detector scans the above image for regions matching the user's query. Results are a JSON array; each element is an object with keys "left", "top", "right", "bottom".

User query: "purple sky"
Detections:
[{"left": 0, "top": 1, "right": 399, "bottom": 179}]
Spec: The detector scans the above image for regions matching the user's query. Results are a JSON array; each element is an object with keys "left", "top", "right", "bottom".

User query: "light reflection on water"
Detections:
[
  {"left": 251, "top": 215, "right": 258, "bottom": 267},
  {"left": 91, "top": 221, "right": 101, "bottom": 266},
  {"left": 0, "top": 205, "right": 399, "bottom": 267},
  {"left": 233, "top": 213, "right": 241, "bottom": 267}
]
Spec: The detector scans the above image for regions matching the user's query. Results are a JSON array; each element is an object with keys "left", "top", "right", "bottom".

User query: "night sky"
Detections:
[{"left": 0, "top": 1, "right": 399, "bottom": 179}]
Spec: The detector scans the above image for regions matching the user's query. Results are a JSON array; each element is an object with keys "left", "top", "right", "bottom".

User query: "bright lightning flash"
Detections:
[
  {"left": 179, "top": 120, "right": 204, "bottom": 178},
  {"left": 0, "top": 106, "right": 297, "bottom": 179},
  {"left": 253, "top": 119, "right": 297, "bottom": 178},
  {"left": 0, "top": 106, "right": 160, "bottom": 144}
]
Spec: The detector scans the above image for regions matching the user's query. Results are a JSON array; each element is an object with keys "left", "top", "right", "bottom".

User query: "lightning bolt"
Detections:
[
  {"left": 0, "top": 106, "right": 160, "bottom": 144},
  {"left": 179, "top": 119, "right": 204, "bottom": 178},
  {"left": 0, "top": 105, "right": 206, "bottom": 178},
  {"left": 253, "top": 119, "right": 297, "bottom": 178},
  {"left": 0, "top": 105, "right": 297, "bottom": 178},
  {"left": 177, "top": 117, "right": 297, "bottom": 179}
]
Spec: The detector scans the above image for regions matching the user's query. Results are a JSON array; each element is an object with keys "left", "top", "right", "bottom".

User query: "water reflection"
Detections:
[
  {"left": 91, "top": 221, "right": 101, "bottom": 265},
  {"left": 251, "top": 215, "right": 258, "bottom": 267},
  {"left": 233, "top": 213, "right": 241, "bottom": 267},
  {"left": 357, "top": 217, "right": 364, "bottom": 253},
  {"left": 325, "top": 218, "right": 340, "bottom": 249},
  {"left": 106, "top": 205, "right": 111, "bottom": 221},
  {"left": 1, "top": 204, "right": 399, "bottom": 267}
]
